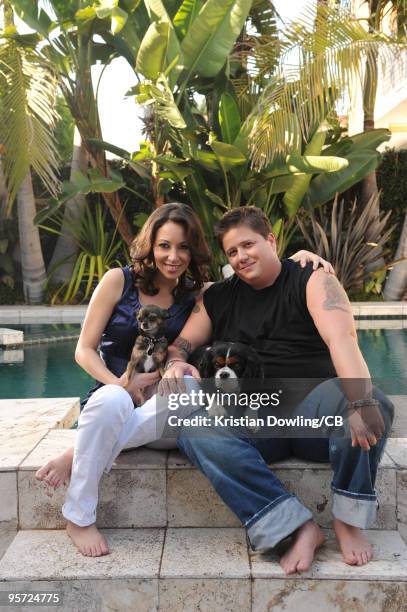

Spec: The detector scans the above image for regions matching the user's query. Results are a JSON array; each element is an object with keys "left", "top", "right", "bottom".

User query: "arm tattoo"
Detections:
[
  {"left": 322, "top": 276, "right": 351, "bottom": 313},
  {"left": 173, "top": 336, "right": 192, "bottom": 359},
  {"left": 192, "top": 304, "right": 200, "bottom": 313}
]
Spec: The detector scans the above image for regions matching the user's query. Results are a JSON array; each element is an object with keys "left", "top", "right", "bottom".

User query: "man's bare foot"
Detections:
[
  {"left": 35, "top": 447, "right": 74, "bottom": 489},
  {"left": 66, "top": 521, "right": 109, "bottom": 557},
  {"left": 333, "top": 518, "right": 373, "bottom": 566},
  {"left": 279, "top": 520, "right": 325, "bottom": 575}
]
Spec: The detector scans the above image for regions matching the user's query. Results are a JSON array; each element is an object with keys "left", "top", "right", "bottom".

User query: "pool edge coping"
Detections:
[{"left": 0, "top": 302, "right": 406, "bottom": 324}]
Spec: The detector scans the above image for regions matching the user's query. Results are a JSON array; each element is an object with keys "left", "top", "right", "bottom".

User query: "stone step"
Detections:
[
  {"left": 0, "top": 528, "right": 406, "bottom": 611},
  {"left": 15, "top": 429, "right": 401, "bottom": 531},
  {"left": 0, "top": 398, "right": 80, "bottom": 528}
]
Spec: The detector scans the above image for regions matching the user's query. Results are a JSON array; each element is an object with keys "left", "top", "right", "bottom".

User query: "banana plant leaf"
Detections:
[
  {"left": 136, "top": 21, "right": 170, "bottom": 79},
  {"left": 241, "top": 174, "right": 298, "bottom": 200},
  {"left": 265, "top": 155, "right": 348, "bottom": 178},
  {"left": 173, "top": 0, "right": 205, "bottom": 39},
  {"left": 192, "top": 150, "right": 220, "bottom": 172},
  {"left": 86, "top": 138, "right": 131, "bottom": 159},
  {"left": 204, "top": 189, "right": 228, "bottom": 209},
  {"left": 307, "top": 150, "right": 380, "bottom": 207},
  {"left": 155, "top": 155, "right": 194, "bottom": 180},
  {"left": 180, "top": 0, "right": 253, "bottom": 79},
  {"left": 283, "top": 130, "right": 326, "bottom": 218},
  {"left": 144, "top": 0, "right": 182, "bottom": 84},
  {"left": 219, "top": 92, "right": 241, "bottom": 144},
  {"left": 323, "top": 128, "right": 391, "bottom": 156},
  {"left": 34, "top": 170, "right": 125, "bottom": 225},
  {"left": 136, "top": 75, "right": 187, "bottom": 128},
  {"left": 210, "top": 141, "right": 247, "bottom": 173},
  {"left": 98, "top": 1, "right": 151, "bottom": 67},
  {"left": 11, "top": 0, "right": 52, "bottom": 38},
  {"left": 76, "top": 2, "right": 128, "bottom": 34}
]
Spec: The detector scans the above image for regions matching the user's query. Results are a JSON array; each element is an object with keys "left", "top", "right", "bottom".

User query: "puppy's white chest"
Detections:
[{"left": 144, "top": 354, "right": 155, "bottom": 372}]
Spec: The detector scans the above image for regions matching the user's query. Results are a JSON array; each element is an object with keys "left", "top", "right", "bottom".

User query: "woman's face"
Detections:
[{"left": 153, "top": 221, "right": 191, "bottom": 281}]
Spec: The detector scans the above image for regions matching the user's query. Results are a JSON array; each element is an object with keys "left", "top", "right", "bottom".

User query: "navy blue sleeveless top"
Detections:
[{"left": 81, "top": 265, "right": 196, "bottom": 407}]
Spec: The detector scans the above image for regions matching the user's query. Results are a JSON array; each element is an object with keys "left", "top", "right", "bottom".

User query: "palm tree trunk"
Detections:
[
  {"left": 17, "top": 172, "right": 47, "bottom": 304},
  {"left": 48, "top": 127, "right": 87, "bottom": 282},
  {"left": 383, "top": 211, "right": 407, "bottom": 300},
  {"left": 361, "top": 4, "right": 385, "bottom": 270},
  {"left": 361, "top": 50, "right": 379, "bottom": 214}
]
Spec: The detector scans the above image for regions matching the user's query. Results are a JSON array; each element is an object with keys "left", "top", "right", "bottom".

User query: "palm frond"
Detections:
[
  {"left": 249, "top": 0, "right": 279, "bottom": 38},
  {"left": 0, "top": 36, "right": 60, "bottom": 209},
  {"left": 246, "top": 3, "right": 407, "bottom": 169}
]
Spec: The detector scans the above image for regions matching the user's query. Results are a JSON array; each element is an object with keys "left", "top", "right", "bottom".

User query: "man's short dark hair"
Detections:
[{"left": 214, "top": 206, "right": 273, "bottom": 248}]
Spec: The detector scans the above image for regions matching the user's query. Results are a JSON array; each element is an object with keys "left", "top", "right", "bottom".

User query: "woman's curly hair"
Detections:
[{"left": 130, "top": 203, "right": 211, "bottom": 301}]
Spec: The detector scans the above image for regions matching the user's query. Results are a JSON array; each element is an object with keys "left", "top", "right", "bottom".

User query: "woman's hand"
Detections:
[
  {"left": 290, "top": 250, "right": 335, "bottom": 274},
  {"left": 119, "top": 370, "right": 161, "bottom": 403},
  {"left": 158, "top": 361, "right": 200, "bottom": 395}
]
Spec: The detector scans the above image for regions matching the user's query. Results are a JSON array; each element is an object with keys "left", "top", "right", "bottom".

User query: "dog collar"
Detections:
[{"left": 141, "top": 334, "right": 166, "bottom": 355}]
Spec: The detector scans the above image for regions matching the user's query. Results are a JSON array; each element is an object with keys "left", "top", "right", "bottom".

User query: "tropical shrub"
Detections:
[
  {"left": 43, "top": 202, "right": 127, "bottom": 304},
  {"left": 377, "top": 148, "right": 407, "bottom": 258},
  {"left": 297, "top": 193, "right": 396, "bottom": 295}
]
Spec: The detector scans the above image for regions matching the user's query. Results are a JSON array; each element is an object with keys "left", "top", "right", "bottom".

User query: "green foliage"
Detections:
[
  {"left": 247, "top": 3, "right": 406, "bottom": 169},
  {"left": 12, "top": 0, "right": 404, "bottom": 286},
  {"left": 0, "top": 28, "right": 60, "bottom": 208},
  {"left": 34, "top": 168, "right": 126, "bottom": 225},
  {"left": 0, "top": 217, "right": 17, "bottom": 290},
  {"left": 44, "top": 203, "right": 127, "bottom": 304},
  {"left": 54, "top": 97, "right": 75, "bottom": 163},
  {"left": 377, "top": 148, "right": 407, "bottom": 258},
  {"left": 297, "top": 193, "right": 396, "bottom": 296}
]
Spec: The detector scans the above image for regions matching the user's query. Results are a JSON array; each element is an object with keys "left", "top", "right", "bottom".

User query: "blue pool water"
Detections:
[{"left": 0, "top": 325, "right": 406, "bottom": 399}]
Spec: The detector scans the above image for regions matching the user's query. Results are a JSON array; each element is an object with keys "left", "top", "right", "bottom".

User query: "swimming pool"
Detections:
[{"left": 0, "top": 325, "right": 406, "bottom": 399}]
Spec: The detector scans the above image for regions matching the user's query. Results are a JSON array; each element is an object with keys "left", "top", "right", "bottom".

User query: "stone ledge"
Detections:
[
  {"left": 0, "top": 399, "right": 80, "bottom": 473},
  {"left": 0, "top": 303, "right": 405, "bottom": 326},
  {"left": 0, "top": 328, "right": 23, "bottom": 347},
  {"left": 250, "top": 529, "right": 407, "bottom": 581},
  {"left": 1, "top": 528, "right": 405, "bottom": 582},
  {"left": 1, "top": 529, "right": 406, "bottom": 611}
]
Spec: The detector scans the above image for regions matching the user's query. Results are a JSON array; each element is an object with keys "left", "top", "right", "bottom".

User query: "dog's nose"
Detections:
[{"left": 219, "top": 371, "right": 230, "bottom": 379}]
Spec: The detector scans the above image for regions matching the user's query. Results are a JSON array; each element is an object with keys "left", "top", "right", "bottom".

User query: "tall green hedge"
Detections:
[{"left": 377, "top": 148, "right": 407, "bottom": 258}]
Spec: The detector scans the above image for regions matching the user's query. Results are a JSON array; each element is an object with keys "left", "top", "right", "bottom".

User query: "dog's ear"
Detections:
[
  {"left": 243, "top": 349, "right": 264, "bottom": 379},
  {"left": 197, "top": 346, "right": 214, "bottom": 378}
]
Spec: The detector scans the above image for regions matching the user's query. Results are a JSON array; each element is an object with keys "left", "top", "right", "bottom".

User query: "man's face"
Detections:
[{"left": 222, "top": 225, "right": 278, "bottom": 285}]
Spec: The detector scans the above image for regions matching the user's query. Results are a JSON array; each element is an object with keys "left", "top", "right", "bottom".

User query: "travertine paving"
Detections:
[
  {"left": 0, "top": 394, "right": 406, "bottom": 610},
  {"left": 0, "top": 528, "right": 406, "bottom": 612}
]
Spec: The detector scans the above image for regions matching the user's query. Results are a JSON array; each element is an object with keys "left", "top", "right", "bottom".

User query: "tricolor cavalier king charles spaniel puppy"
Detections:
[{"left": 189, "top": 341, "right": 264, "bottom": 423}]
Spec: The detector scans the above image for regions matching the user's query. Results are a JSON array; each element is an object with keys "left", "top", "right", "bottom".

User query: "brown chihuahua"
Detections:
[{"left": 124, "top": 305, "right": 169, "bottom": 404}]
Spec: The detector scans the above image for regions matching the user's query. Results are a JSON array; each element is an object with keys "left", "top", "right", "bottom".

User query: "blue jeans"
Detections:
[{"left": 177, "top": 379, "right": 394, "bottom": 552}]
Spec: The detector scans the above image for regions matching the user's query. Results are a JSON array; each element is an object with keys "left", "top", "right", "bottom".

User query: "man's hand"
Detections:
[
  {"left": 158, "top": 361, "right": 200, "bottom": 395},
  {"left": 119, "top": 370, "right": 160, "bottom": 404},
  {"left": 348, "top": 403, "right": 385, "bottom": 451}
]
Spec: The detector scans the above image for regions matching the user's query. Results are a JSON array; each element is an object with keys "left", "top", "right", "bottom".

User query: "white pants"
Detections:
[{"left": 62, "top": 377, "right": 202, "bottom": 526}]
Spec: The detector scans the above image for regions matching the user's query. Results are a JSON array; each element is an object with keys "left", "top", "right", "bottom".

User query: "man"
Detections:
[{"left": 160, "top": 206, "right": 393, "bottom": 575}]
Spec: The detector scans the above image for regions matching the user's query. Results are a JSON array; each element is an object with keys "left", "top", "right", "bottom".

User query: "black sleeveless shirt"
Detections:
[{"left": 203, "top": 260, "right": 336, "bottom": 379}]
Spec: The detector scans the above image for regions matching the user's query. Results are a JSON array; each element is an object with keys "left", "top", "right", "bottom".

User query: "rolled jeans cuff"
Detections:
[
  {"left": 332, "top": 489, "right": 377, "bottom": 529},
  {"left": 247, "top": 495, "right": 313, "bottom": 551}
]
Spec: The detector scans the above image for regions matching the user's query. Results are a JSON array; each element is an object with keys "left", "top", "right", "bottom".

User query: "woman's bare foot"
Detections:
[
  {"left": 279, "top": 520, "right": 325, "bottom": 575},
  {"left": 333, "top": 518, "right": 373, "bottom": 566},
  {"left": 35, "top": 447, "right": 74, "bottom": 489},
  {"left": 66, "top": 521, "right": 110, "bottom": 557}
]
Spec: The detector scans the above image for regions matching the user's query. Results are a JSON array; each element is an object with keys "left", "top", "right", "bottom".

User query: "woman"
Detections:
[{"left": 36, "top": 202, "right": 333, "bottom": 557}]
